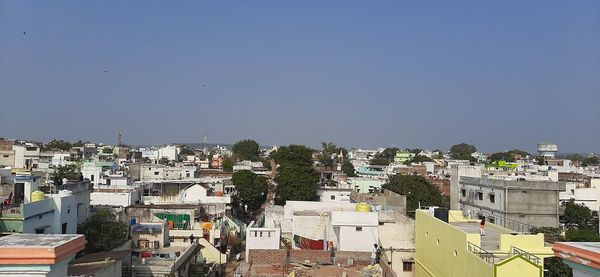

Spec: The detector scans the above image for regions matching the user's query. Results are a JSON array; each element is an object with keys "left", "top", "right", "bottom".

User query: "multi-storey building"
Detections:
[
  {"left": 457, "top": 175, "right": 565, "bottom": 229},
  {"left": 415, "top": 209, "right": 554, "bottom": 277}
]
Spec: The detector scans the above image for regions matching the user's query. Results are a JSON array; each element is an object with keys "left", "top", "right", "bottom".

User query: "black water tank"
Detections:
[{"left": 434, "top": 208, "right": 449, "bottom": 223}]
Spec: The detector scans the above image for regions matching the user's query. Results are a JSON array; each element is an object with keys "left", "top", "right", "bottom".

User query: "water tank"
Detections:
[
  {"left": 355, "top": 202, "right": 372, "bottom": 212},
  {"left": 31, "top": 191, "right": 45, "bottom": 202},
  {"left": 58, "top": 190, "right": 73, "bottom": 197},
  {"left": 538, "top": 143, "right": 558, "bottom": 158}
]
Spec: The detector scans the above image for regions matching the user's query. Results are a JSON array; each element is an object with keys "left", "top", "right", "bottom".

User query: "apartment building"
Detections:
[
  {"left": 415, "top": 209, "right": 554, "bottom": 277},
  {"left": 457, "top": 175, "right": 565, "bottom": 229}
]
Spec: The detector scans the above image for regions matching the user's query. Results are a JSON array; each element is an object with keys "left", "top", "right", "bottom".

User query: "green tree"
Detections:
[
  {"left": 544, "top": 257, "right": 572, "bottom": 277},
  {"left": 43, "top": 139, "right": 72, "bottom": 151},
  {"left": 582, "top": 156, "right": 599, "bottom": 167},
  {"left": 72, "top": 140, "right": 85, "bottom": 147},
  {"left": 51, "top": 164, "right": 80, "bottom": 186},
  {"left": 158, "top": 157, "right": 170, "bottom": 165},
  {"left": 222, "top": 156, "right": 234, "bottom": 172},
  {"left": 565, "top": 228, "right": 600, "bottom": 242},
  {"left": 562, "top": 199, "right": 593, "bottom": 228},
  {"left": 488, "top": 152, "right": 515, "bottom": 162},
  {"left": 232, "top": 139, "right": 260, "bottom": 161},
  {"left": 272, "top": 145, "right": 318, "bottom": 204},
  {"left": 341, "top": 160, "right": 357, "bottom": 177},
  {"left": 449, "top": 143, "right": 477, "bottom": 161},
  {"left": 316, "top": 142, "right": 348, "bottom": 167},
  {"left": 404, "top": 154, "right": 434, "bottom": 165},
  {"left": 488, "top": 149, "right": 530, "bottom": 162},
  {"left": 232, "top": 170, "right": 268, "bottom": 212},
  {"left": 370, "top": 148, "right": 400, "bottom": 166},
  {"left": 78, "top": 210, "right": 128, "bottom": 253},
  {"left": 179, "top": 145, "right": 195, "bottom": 156},
  {"left": 383, "top": 174, "right": 445, "bottom": 217}
]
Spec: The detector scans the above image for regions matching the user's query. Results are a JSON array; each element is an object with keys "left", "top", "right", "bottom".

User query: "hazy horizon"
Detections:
[{"left": 1, "top": 1, "right": 599, "bottom": 154}]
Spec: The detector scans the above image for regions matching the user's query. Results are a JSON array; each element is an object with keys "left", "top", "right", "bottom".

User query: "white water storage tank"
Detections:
[
  {"left": 58, "top": 190, "right": 73, "bottom": 197},
  {"left": 538, "top": 143, "right": 558, "bottom": 158}
]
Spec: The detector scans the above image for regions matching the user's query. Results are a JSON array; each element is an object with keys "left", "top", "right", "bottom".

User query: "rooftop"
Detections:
[
  {"left": 68, "top": 249, "right": 131, "bottom": 276},
  {"left": 449, "top": 221, "right": 506, "bottom": 251},
  {"left": 0, "top": 234, "right": 83, "bottom": 248}
]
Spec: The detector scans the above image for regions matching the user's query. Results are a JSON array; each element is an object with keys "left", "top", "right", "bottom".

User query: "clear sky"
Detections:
[{"left": 1, "top": 1, "right": 598, "bottom": 153}]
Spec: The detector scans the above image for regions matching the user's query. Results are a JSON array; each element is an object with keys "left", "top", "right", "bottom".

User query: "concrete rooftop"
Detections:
[
  {"left": 0, "top": 234, "right": 83, "bottom": 248},
  {"left": 449, "top": 222, "right": 508, "bottom": 251}
]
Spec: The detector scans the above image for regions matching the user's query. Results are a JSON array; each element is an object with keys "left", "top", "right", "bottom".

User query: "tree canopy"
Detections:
[
  {"left": 52, "top": 164, "right": 80, "bottom": 186},
  {"left": 78, "top": 210, "right": 128, "bottom": 253},
  {"left": 316, "top": 142, "right": 348, "bottom": 167},
  {"left": 341, "top": 160, "right": 357, "bottom": 177},
  {"left": 179, "top": 145, "right": 195, "bottom": 156},
  {"left": 449, "top": 143, "right": 477, "bottom": 161},
  {"left": 222, "top": 156, "right": 234, "bottom": 172},
  {"left": 404, "top": 154, "right": 434, "bottom": 165},
  {"left": 565, "top": 228, "right": 600, "bottom": 242},
  {"left": 232, "top": 139, "right": 260, "bottom": 161},
  {"left": 272, "top": 145, "right": 318, "bottom": 204},
  {"left": 43, "top": 139, "right": 73, "bottom": 151},
  {"left": 370, "top": 148, "right": 400, "bottom": 166},
  {"left": 382, "top": 174, "right": 445, "bottom": 217},
  {"left": 232, "top": 170, "right": 268, "bottom": 212},
  {"left": 562, "top": 199, "right": 594, "bottom": 228},
  {"left": 488, "top": 149, "right": 529, "bottom": 162}
]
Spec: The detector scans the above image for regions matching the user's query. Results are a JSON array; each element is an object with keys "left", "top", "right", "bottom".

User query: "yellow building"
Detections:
[{"left": 415, "top": 209, "right": 554, "bottom": 277}]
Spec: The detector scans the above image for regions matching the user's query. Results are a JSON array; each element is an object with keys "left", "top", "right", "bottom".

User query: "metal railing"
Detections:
[
  {"left": 467, "top": 242, "right": 500, "bottom": 264},
  {"left": 475, "top": 210, "right": 562, "bottom": 243},
  {"left": 511, "top": 246, "right": 541, "bottom": 265}
]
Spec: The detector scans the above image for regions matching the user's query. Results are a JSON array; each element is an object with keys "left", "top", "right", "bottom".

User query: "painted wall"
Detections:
[{"left": 415, "top": 210, "right": 492, "bottom": 277}]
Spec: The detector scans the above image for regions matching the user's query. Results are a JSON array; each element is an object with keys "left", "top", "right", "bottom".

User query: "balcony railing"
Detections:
[
  {"left": 510, "top": 246, "right": 541, "bottom": 266},
  {"left": 467, "top": 242, "right": 500, "bottom": 264}
]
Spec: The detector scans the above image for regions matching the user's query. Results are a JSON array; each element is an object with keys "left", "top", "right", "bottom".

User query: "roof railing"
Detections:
[{"left": 467, "top": 242, "right": 500, "bottom": 264}]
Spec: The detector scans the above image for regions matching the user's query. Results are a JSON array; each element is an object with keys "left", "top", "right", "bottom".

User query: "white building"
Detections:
[
  {"left": 245, "top": 221, "right": 281, "bottom": 261},
  {"left": 158, "top": 145, "right": 180, "bottom": 161},
  {"left": 331, "top": 211, "right": 379, "bottom": 252},
  {"left": 13, "top": 143, "right": 40, "bottom": 169},
  {"left": 91, "top": 189, "right": 141, "bottom": 207},
  {"left": 560, "top": 179, "right": 600, "bottom": 211}
]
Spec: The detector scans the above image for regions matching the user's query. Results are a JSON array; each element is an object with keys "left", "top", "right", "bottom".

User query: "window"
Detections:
[
  {"left": 268, "top": 232, "right": 271, "bottom": 237},
  {"left": 403, "top": 261, "right": 414, "bottom": 272},
  {"left": 62, "top": 223, "right": 68, "bottom": 234},
  {"left": 521, "top": 190, "right": 528, "bottom": 194},
  {"left": 461, "top": 189, "right": 466, "bottom": 197},
  {"left": 67, "top": 208, "right": 70, "bottom": 214},
  {"left": 519, "top": 214, "right": 526, "bottom": 218},
  {"left": 35, "top": 228, "right": 44, "bottom": 234},
  {"left": 2, "top": 155, "right": 8, "bottom": 158},
  {"left": 106, "top": 179, "right": 111, "bottom": 186},
  {"left": 356, "top": 227, "right": 363, "bottom": 232},
  {"left": 260, "top": 232, "right": 263, "bottom": 237},
  {"left": 477, "top": 192, "right": 483, "bottom": 200},
  {"left": 91, "top": 174, "right": 95, "bottom": 181},
  {"left": 330, "top": 195, "right": 335, "bottom": 200},
  {"left": 489, "top": 194, "right": 495, "bottom": 203},
  {"left": 186, "top": 173, "right": 190, "bottom": 178},
  {"left": 154, "top": 172, "right": 159, "bottom": 175}
]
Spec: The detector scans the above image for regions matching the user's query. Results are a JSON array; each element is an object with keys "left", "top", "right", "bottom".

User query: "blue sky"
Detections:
[{"left": 1, "top": 1, "right": 598, "bottom": 153}]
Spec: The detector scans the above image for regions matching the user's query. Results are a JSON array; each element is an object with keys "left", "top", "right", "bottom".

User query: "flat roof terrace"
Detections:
[{"left": 449, "top": 221, "right": 509, "bottom": 252}]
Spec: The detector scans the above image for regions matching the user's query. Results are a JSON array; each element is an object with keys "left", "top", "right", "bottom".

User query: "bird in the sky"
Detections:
[
  {"left": 104, "top": 68, "right": 109, "bottom": 73},
  {"left": 22, "top": 32, "right": 26, "bottom": 35}
]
